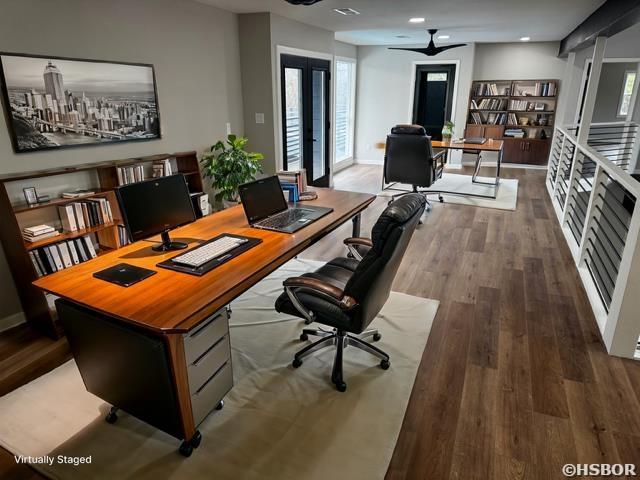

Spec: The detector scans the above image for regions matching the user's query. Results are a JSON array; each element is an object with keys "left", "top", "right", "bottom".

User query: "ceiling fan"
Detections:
[{"left": 389, "top": 29, "right": 466, "bottom": 56}]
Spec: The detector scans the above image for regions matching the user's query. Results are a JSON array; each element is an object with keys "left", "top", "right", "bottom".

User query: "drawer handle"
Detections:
[
  {"left": 192, "top": 336, "right": 226, "bottom": 367},
  {"left": 195, "top": 362, "right": 228, "bottom": 395},
  {"left": 189, "top": 312, "right": 223, "bottom": 339}
]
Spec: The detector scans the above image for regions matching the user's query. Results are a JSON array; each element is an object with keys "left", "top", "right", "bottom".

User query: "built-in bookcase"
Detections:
[
  {"left": 466, "top": 79, "right": 559, "bottom": 165},
  {"left": 0, "top": 151, "right": 202, "bottom": 338}
]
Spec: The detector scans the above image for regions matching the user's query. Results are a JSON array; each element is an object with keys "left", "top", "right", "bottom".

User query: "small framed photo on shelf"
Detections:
[{"left": 23, "top": 187, "right": 38, "bottom": 205}]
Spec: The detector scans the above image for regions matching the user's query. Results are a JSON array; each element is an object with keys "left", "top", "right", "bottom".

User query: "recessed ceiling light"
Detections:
[
  {"left": 409, "top": 17, "right": 425, "bottom": 23},
  {"left": 333, "top": 7, "right": 360, "bottom": 15},
  {"left": 520, "top": 36, "right": 531, "bottom": 41},
  {"left": 438, "top": 35, "right": 450, "bottom": 40}
]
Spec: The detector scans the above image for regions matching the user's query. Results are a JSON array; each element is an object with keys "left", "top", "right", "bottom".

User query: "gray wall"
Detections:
[
  {"left": 0, "top": 0, "right": 245, "bottom": 329},
  {"left": 354, "top": 43, "right": 476, "bottom": 164},
  {"left": 592, "top": 62, "right": 637, "bottom": 123},
  {"left": 239, "top": 12, "right": 353, "bottom": 175}
]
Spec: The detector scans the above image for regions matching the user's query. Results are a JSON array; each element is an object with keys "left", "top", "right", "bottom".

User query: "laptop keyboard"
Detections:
[{"left": 257, "top": 209, "right": 307, "bottom": 229}]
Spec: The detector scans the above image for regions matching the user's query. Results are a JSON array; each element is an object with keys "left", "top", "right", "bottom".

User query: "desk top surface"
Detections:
[
  {"left": 34, "top": 188, "right": 375, "bottom": 334},
  {"left": 432, "top": 139, "right": 504, "bottom": 151}
]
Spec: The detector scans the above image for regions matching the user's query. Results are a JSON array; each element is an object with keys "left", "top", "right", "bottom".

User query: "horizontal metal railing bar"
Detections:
[
  {"left": 586, "top": 238, "right": 617, "bottom": 289},
  {"left": 597, "top": 184, "right": 635, "bottom": 217},
  {"left": 589, "top": 219, "right": 623, "bottom": 262},
  {"left": 594, "top": 204, "right": 628, "bottom": 245},
  {"left": 584, "top": 254, "right": 612, "bottom": 310},
  {"left": 587, "top": 230, "right": 621, "bottom": 275}
]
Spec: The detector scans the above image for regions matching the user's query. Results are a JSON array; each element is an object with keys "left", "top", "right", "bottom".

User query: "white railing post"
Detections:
[{"left": 577, "top": 36, "right": 607, "bottom": 144}]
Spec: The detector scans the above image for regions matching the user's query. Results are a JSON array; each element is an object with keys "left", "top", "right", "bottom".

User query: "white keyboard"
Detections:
[{"left": 171, "top": 236, "right": 248, "bottom": 268}]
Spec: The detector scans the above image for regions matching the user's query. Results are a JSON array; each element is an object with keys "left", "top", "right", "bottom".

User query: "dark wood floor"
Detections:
[{"left": 1, "top": 164, "right": 639, "bottom": 479}]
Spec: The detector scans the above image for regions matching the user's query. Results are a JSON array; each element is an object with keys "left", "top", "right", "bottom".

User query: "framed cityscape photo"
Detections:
[{"left": 0, "top": 53, "right": 161, "bottom": 153}]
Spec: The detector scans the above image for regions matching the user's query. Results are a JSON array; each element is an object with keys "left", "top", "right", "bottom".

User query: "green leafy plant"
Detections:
[{"left": 200, "top": 134, "right": 264, "bottom": 205}]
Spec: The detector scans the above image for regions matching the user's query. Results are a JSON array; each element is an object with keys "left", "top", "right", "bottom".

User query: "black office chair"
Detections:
[
  {"left": 275, "top": 194, "right": 426, "bottom": 392},
  {"left": 382, "top": 124, "right": 445, "bottom": 205}
]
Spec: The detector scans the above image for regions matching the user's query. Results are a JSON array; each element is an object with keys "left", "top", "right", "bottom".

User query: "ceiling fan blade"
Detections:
[
  {"left": 388, "top": 47, "right": 432, "bottom": 55},
  {"left": 433, "top": 43, "right": 467, "bottom": 54}
]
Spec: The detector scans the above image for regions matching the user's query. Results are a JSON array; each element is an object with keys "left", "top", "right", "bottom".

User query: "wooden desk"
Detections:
[
  {"left": 33, "top": 188, "right": 375, "bottom": 455},
  {"left": 432, "top": 139, "right": 504, "bottom": 199}
]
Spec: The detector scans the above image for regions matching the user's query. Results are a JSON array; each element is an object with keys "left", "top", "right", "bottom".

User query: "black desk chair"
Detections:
[
  {"left": 275, "top": 194, "right": 426, "bottom": 392},
  {"left": 382, "top": 124, "right": 445, "bottom": 205}
]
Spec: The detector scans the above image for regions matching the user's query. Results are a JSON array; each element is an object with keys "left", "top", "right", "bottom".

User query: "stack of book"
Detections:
[
  {"left": 28, "top": 235, "right": 98, "bottom": 277},
  {"left": 505, "top": 128, "right": 526, "bottom": 138},
  {"left": 58, "top": 197, "right": 113, "bottom": 232},
  {"left": 117, "top": 225, "right": 131, "bottom": 247},
  {"left": 117, "top": 164, "right": 146, "bottom": 185},
  {"left": 152, "top": 158, "right": 173, "bottom": 178},
  {"left": 472, "top": 98, "right": 507, "bottom": 110},
  {"left": 23, "top": 225, "right": 59, "bottom": 244},
  {"left": 277, "top": 169, "right": 308, "bottom": 202},
  {"left": 473, "top": 82, "right": 509, "bottom": 96},
  {"left": 534, "top": 82, "right": 556, "bottom": 96},
  {"left": 61, "top": 189, "right": 96, "bottom": 199}
]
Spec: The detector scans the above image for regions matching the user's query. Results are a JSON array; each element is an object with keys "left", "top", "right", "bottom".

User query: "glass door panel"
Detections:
[
  {"left": 284, "top": 67, "right": 303, "bottom": 171},
  {"left": 311, "top": 70, "right": 326, "bottom": 182}
]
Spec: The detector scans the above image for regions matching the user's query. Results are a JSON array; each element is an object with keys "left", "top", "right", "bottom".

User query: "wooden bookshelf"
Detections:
[
  {"left": 0, "top": 150, "right": 202, "bottom": 338},
  {"left": 465, "top": 79, "right": 559, "bottom": 165}
]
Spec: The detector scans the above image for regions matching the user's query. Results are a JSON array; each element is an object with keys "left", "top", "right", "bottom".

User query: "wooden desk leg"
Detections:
[
  {"left": 166, "top": 334, "right": 197, "bottom": 446},
  {"left": 352, "top": 213, "right": 361, "bottom": 238}
]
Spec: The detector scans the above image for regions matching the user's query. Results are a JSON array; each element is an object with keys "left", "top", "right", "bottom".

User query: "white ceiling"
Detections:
[{"left": 196, "top": 0, "right": 605, "bottom": 45}]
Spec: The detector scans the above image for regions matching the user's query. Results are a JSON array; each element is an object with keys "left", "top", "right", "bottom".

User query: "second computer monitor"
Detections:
[{"left": 116, "top": 173, "right": 196, "bottom": 251}]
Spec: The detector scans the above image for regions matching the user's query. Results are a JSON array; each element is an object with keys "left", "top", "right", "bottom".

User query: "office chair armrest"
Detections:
[
  {"left": 343, "top": 237, "right": 373, "bottom": 247},
  {"left": 343, "top": 237, "right": 372, "bottom": 261},
  {"left": 433, "top": 149, "right": 446, "bottom": 162},
  {"left": 284, "top": 277, "right": 357, "bottom": 309}
]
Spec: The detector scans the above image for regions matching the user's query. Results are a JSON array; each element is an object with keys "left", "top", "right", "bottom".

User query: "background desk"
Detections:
[
  {"left": 432, "top": 139, "right": 504, "bottom": 199},
  {"left": 33, "top": 188, "right": 375, "bottom": 454}
]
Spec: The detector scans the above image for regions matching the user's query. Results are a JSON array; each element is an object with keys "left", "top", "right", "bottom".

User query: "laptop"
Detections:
[
  {"left": 239, "top": 176, "right": 333, "bottom": 233},
  {"left": 465, "top": 137, "right": 487, "bottom": 145}
]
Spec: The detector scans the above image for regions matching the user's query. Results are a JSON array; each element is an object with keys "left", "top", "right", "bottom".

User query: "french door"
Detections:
[{"left": 281, "top": 54, "right": 330, "bottom": 187}]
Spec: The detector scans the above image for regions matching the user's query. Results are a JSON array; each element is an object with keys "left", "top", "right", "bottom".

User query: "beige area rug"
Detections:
[
  {"left": 380, "top": 173, "right": 518, "bottom": 210},
  {"left": 0, "top": 258, "right": 438, "bottom": 480}
]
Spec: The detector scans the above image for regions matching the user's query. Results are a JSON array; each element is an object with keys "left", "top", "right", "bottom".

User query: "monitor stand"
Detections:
[{"left": 152, "top": 230, "right": 189, "bottom": 252}]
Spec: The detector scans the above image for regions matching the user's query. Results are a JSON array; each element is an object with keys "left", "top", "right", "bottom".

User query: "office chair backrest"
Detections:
[
  {"left": 384, "top": 124, "right": 437, "bottom": 187},
  {"left": 344, "top": 193, "right": 426, "bottom": 330}
]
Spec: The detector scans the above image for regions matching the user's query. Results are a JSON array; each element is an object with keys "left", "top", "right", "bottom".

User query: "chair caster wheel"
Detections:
[
  {"left": 373, "top": 333, "right": 382, "bottom": 342},
  {"left": 215, "top": 400, "right": 224, "bottom": 411},
  {"left": 335, "top": 382, "right": 347, "bottom": 392},
  {"left": 191, "top": 431, "right": 202, "bottom": 449},
  {"left": 105, "top": 408, "right": 118, "bottom": 424},
  {"left": 292, "top": 358, "right": 303, "bottom": 368},
  {"left": 300, "top": 333, "right": 308, "bottom": 341},
  {"left": 304, "top": 318, "right": 313, "bottom": 325},
  {"left": 179, "top": 441, "right": 193, "bottom": 457},
  {"left": 439, "top": 195, "right": 444, "bottom": 203},
  {"left": 380, "top": 359, "right": 390, "bottom": 370},
  {"left": 388, "top": 200, "right": 393, "bottom": 207}
]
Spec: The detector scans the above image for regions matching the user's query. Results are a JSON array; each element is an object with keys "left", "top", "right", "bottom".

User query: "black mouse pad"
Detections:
[{"left": 93, "top": 263, "right": 156, "bottom": 287}]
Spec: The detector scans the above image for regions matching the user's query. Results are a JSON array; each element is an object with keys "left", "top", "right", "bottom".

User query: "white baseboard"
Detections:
[
  {"left": 355, "top": 158, "right": 383, "bottom": 165},
  {"left": 334, "top": 158, "right": 354, "bottom": 172},
  {"left": 0, "top": 311, "right": 26, "bottom": 333}
]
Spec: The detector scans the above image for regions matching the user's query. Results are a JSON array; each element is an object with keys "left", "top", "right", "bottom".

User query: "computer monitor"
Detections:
[{"left": 116, "top": 174, "right": 196, "bottom": 252}]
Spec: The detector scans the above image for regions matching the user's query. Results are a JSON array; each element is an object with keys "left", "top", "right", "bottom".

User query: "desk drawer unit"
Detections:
[{"left": 183, "top": 307, "right": 233, "bottom": 426}]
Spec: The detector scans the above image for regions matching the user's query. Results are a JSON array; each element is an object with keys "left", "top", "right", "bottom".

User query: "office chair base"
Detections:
[
  {"left": 105, "top": 406, "right": 118, "bottom": 424},
  {"left": 293, "top": 328, "right": 390, "bottom": 392}
]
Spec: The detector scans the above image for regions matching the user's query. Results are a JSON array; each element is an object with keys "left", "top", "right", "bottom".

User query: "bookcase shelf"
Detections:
[
  {"left": 0, "top": 150, "right": 203, "bottom": 338},
  {"left": 466, "top": 79, "right": 559, "bottom": 166}
]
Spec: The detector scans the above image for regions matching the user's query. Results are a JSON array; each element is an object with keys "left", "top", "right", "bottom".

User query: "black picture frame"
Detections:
[
  {"left": 23, "top": 187, "right": 38, "bottom": 205},
  {"left": 0, "top": 52, "right": 162, "bottom": 154}
]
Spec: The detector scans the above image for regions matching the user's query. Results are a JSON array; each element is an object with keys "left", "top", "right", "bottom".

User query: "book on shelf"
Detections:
[
  {"left": 28, "top": 235, "right": 100, "bottom": 277},
  {"left": 117, "top": 225, "right": 131, "bottom": 247},
  {"left": 152, "top": 158, "right": 173, "bottom": 179},
  {"left": 23, "top": 224, "right": 55, "bottom": 236},
  {"left": 61, "top": 189, "right": 96, "bottom": 199},
  {"left": 473, "top": 82, "right": 510, "bottom": 97},
  {"left": 22, "top": 225, "right": 60, "bottom": 243},
  {"left": 117, "top": 164, "right": 147, "bottom": 185},
  {"left": 475, "top": 98, "right": 507, "bottom": 110},
  {"left": 534, "top": 81, "right": 556, "bottom": 96},
  {"left": 505, "top": 128, "right": 526, "bottom": 138}
]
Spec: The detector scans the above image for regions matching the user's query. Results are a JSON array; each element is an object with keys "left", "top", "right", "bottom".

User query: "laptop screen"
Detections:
[{"left": 239, "top": 176, "right": 288, "bottom": 224}]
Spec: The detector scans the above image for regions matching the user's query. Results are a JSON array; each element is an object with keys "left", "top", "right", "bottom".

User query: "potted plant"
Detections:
[
  {"left": 441, "top": 121, "right": 454, "bottom": 140},
  {"left": 201, "top": 134, "right": 264, "bottom": 209}
]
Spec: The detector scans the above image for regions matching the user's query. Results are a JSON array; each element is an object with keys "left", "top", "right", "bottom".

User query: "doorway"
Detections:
[
  {"left": 412, "top": 64, "right": 457, "bottom": 140},
  {"left": 280, "top": 54, "right": 331, "bottom": 187}
]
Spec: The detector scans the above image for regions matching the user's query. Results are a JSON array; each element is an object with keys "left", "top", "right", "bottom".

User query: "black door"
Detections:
[
  {"left": 281, "top": 54, "right": 331, "bottom": 187},
  {"left": 412, "top": 64, "right": 456, "bottom": 140}
]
